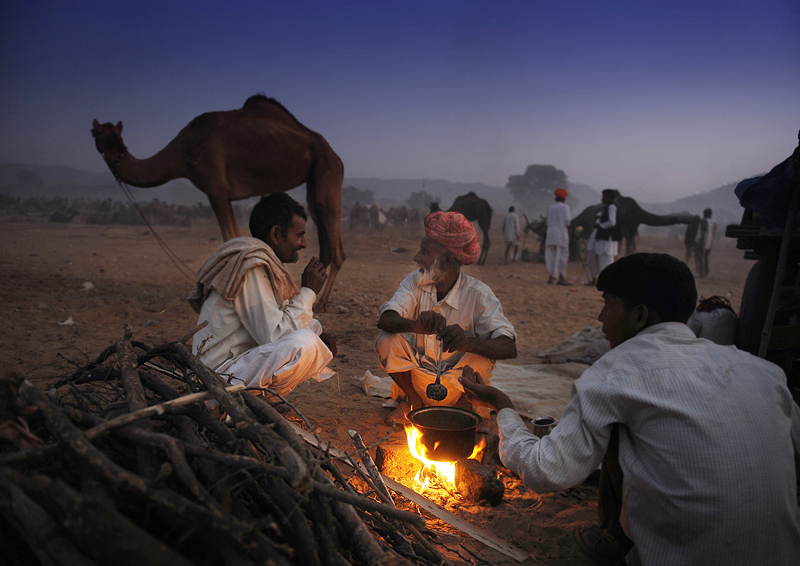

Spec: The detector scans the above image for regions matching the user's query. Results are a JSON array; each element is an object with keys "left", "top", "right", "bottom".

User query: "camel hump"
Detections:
[{"left": 243, "top": 94, "right": 301, "bottom": 123}]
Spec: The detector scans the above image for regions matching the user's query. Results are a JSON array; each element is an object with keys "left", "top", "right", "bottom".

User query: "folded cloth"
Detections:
[{"left": 187, "top": 237, "right": 299, "bottom": 313}]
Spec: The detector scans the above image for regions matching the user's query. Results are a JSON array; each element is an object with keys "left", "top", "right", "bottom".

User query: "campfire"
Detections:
[
  {"left": 404, "top": 423, "right": 484, "bottom": 493},
  {"left": 373, "top": 406, "right": 506, "bottom": 506}
]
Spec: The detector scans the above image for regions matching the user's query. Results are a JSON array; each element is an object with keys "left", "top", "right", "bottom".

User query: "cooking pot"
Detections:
[{"left": 406, "top": 406, "right": 482, "bottom": 462}]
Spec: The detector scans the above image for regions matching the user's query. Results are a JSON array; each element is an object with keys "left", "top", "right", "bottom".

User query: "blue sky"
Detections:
[{"left": 1, "top": 0, "right": 798, "bottom": 202}]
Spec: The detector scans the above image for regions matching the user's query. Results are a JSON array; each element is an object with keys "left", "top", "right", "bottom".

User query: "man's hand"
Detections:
[
  {"left": 301, "top": 257, "right": 328, "bottom": 294},
  {"left": 439, "top": 324, "right": 471, "bottom": 353},
  {"left": 319, "top": 331, "right": 337, "bottom": 358},
  {"left": 459, "top": 366, "right": 514, "bottom": 412},
  {"left": 414, "top": 310, "right": 446, "bottom": 335}
]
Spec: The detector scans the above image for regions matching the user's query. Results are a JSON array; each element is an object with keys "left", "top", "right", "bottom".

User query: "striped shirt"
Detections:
[{"left": 498, "top": 322, "right": 800, "bottom": 565}]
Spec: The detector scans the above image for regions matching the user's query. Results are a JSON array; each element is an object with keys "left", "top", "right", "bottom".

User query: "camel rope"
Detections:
[{"left": 116, "top": 180, "right": 196, "bottom": 281}]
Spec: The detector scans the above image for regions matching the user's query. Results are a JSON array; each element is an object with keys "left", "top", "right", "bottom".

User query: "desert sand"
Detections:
[{"left": 0, "top": 214, "right": 753, "bottom": 565}]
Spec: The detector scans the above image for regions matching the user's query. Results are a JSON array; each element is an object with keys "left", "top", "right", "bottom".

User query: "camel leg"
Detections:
[
  {"left": 479, "top": 231, "right": 491, "bottom": 265},
  {"left": 207, "top": 193, "right": 241, "bottom": 241},
  {"left": 306, "top": 159, "right": 346, "bottom": 313}
]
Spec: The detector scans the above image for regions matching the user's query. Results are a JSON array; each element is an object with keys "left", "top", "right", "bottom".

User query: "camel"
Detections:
[
  {"left": 349, "top": 201, "right": 368, "bottom": 231},
  {"left": 92, "top": 95, "right": 345, "bottom": 312},
  {"left": 429, "top": 191, "right": 493, "bottom": 265},
  {"left": 569, "top": 189, "right": 700, "bottom": 260}
]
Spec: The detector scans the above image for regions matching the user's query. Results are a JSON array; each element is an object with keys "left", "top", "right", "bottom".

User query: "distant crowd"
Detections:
[{"left": 0, "top": 195, "right": 252, "bottom": 228}]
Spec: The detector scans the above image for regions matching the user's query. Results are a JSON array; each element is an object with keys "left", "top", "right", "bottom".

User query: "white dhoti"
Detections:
[
  {"left": 375, "top": 331, "right": 496, "bottom": 407},
  {"left": 217, "top": 324, "right": 334, "bottom": 396},
  {"left": 545, "top": 244, "right": 569, "bottom": 279}
]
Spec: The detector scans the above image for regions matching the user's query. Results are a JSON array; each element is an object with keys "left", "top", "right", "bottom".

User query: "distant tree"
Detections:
[
  {"left": 506, "top": 164, "right": 568, "bottom": 214},
  {"left": 341, "top": 185, "right": 375, "bottom": 211},
  {"left": 406, "top": 190, "right": 434, "bottom": 210}
]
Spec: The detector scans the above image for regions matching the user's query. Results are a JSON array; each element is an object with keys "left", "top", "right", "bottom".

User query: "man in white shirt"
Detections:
[
  {"left": 188, "top": 192, "right": 336, "bottom": 396},
  {"left": 502, "top": 206, "right": 521, "bottom": 264},
  {"left": 461, "top": 253, "right": 800, "bottom": 566},
  {"left": 545, "top": 187, "right": 572, "bottom": 285},
  {"left": 695, "top": 207, "right": 718, "bottom": 278},
  {"left": 586, "top": 189, "right": 620, "bottom": 285},
  {"left": 376, "top": 211, "right": 517, "bottom": 422}
]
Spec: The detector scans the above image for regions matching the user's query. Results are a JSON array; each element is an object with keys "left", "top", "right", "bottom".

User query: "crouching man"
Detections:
[
  {"left": 461, "top": 253, "right": 800, "bottom": 566},
  {"left": 188, "top": 192, "right": 336, "bottom": 396},
  {"left": 376, "top": 211, "right": 517, "bottom": 422}
]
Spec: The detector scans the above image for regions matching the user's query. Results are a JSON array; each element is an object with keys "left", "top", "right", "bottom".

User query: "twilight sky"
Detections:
[{"left": 1, "top": 0, "right": 798, "bottom": 202}]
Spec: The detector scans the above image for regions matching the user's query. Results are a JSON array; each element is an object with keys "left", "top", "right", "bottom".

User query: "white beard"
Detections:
[{"left": 417, "top": 257, "right": 445, "bottom": 287}]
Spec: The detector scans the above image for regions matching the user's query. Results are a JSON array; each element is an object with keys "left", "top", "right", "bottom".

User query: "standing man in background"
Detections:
[
  {"left": 502, "top": 206, "right": 521, "bottom": 264},
  {"left": 586, "top": 189, "right": 620, "bottom": 285},
  {"left": 695, "top": 208, "right": 717, "bottom": 278},
  {"left": 545, "top": 187, "right": 572, "bottom": 285}
]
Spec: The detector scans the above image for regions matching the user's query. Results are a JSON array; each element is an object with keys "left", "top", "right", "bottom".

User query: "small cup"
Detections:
[{"left": 531, "top": 416, "right": 556, "bottom": 437}]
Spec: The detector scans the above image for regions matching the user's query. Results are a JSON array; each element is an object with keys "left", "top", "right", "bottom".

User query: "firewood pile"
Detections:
[{"left": 0, "top": 326, "right": 450, "bottom": 566}]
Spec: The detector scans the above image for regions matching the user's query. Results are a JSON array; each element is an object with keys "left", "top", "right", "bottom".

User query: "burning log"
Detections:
[
  {"left": 454, "top": 458, "right": 505, "bottom": 505},
  {"left": 0, "top": 329, "right": 438, "bottom": 566}
]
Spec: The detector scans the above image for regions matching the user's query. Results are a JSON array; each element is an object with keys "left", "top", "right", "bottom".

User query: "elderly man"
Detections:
[
  {"left": 188, "top": 192, "right": 336, "bottom": 397},
  {"left": 545, "top": 187, "right": 571, "bottom": 285},
  {"left": 376, "top": 211, "right": 517, "bottom": 421},
  {"left": 461, "top": 253, "right": 800, "bottom": 566}
]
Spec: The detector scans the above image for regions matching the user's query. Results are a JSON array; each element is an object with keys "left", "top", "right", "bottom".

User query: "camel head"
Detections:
[{"left": 91, "top": 119, "right": 127, "bottom": 175}]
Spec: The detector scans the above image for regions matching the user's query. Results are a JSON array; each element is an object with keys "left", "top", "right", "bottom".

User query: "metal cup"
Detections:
[{"left": 531, "top": 416, "right": 556, "bottom": 437}]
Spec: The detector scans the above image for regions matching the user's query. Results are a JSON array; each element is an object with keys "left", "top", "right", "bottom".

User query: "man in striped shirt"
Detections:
[{"left": 461, "top": 253, "right": 800, "bottom": 566}]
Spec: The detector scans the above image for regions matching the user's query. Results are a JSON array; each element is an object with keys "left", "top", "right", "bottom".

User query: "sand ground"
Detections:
[{"left": 0, "top": 215, "right": 753, "bottom": 565}]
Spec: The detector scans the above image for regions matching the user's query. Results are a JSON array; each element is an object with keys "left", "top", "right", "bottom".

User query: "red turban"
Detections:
[
  {"left": 424, "top": 211, "right": 480, "bottom": 265},
  {"left": 555, "top": 188, "right": 568, "bottom": 198}
]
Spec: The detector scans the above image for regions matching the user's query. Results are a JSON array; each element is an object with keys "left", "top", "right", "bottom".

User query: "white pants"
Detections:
[
  {"left": 587, "top": 251, "right": 616, "bottom": 279},
  {"left": 545, "top": 244, "right": 569, "bottom": 279},
  {"left": 218, "top": 326, "right": 334, "bottom": 396},
  {"left": 375, "top": 331, "right": 495, "bottom": 407}
]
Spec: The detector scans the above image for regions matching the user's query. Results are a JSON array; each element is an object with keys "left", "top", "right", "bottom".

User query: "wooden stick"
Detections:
[
  {"left": 83, "top": 384, "right": 246, "bottom": 440},
  {"left": 291, "top": 422, "right": 531, "bottom": 562},
  {"left": 349, "top": 430, "right": 447, "bottom": 564}
]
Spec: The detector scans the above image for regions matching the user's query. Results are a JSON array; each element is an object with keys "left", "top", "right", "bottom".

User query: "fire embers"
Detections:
[{"left": 374, "top": 427, "right": 506, "bottom": 505}]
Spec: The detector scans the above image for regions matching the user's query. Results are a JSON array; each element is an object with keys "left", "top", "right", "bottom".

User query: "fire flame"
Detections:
[{"left": 404, "top": 424, "right": 485, "bottom": 493}]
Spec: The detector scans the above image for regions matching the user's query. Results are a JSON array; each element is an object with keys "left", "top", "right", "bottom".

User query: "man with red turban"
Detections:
[
  {"left": 545, "top": 188, "right": 572, "bottom": 285},
  {"left": 376, "top": 211, "right": 517, "bottom": 422}
]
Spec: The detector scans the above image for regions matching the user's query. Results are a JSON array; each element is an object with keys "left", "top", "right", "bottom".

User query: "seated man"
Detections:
[
  {"left": 187, "top": 192, "right": 336, "bottom": 396},
  {"left": 460, "top": 253, "right": 800, "bottom": 566},
  {"left": 376, "top": 211, "right": 517, "bottom": 420}
]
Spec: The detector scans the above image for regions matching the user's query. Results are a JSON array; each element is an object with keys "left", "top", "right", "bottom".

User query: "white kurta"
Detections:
[
  {"left": 193, "top": 268, "right": 333, "bottom": 394},
  {"left": 497, "top": 323, "right": 800, "bottom": 566},
  {"left": 376, "top": 270, "right": 516, "bottom": 405},
  {"left": 503, "top": 212, "right": 520, "bottom": 243},
  {"left": 545, "top": 201, "right": 571, "bottom": 278}
]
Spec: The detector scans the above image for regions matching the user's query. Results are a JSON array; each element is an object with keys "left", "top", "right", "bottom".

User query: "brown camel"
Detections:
[
  {"left": 91, "top": 95, "right": 345, "bottom": 312},
  {"left": 429, "top": 192, "right": 493, "bottom": 265},
  {"left": 569, "top": 189, "right": 700, "bottom": 260}
]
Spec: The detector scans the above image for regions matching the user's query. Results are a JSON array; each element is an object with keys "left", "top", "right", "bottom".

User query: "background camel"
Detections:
[
  {"left": 430, "top": 191, "right": 493, "bottom": 265},
  {"left": 569, "top": 189, "right": 700, "bottom": 260},
  {"left": 92, "top": 95, "right": 345, "bottom": 311}
]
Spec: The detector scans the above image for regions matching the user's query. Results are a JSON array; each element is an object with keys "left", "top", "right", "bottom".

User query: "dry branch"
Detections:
[{"left": 0, "top": 329, "right": 445, "bottom": 566}]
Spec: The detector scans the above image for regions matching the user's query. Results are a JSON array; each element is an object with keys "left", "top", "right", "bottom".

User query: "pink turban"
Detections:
[
  {"left": 555, "top": 188, "right": 568, "bottom": 198},
  {"left": 424, "top": 211, "right": 481, "bottom": 265}
]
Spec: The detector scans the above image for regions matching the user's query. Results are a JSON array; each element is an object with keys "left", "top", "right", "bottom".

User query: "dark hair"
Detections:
[
  {"left": 703, "top": 208, "right": 712, "bottom": 217},
  {"left": 249, "top": 193, "right": 307, "bottom": 242},
  {"left": 596, "top": 253, "right": 697, "bottom": 323},
  {"left": 509, "top": 206, "right": 515, "bottom": 212},
  {"left": 601, "top": 188, "right": 616, "bottom": 199}
]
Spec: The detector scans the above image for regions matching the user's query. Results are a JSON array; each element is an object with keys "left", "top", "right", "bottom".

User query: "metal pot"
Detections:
[{"left": 406, "top": 406, "right": 482, "bottom": 462}]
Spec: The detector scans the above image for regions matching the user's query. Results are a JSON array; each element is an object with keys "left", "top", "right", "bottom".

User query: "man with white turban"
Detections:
[{"left": 376, "top": 211, "right": 517, "bottom": 422}]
